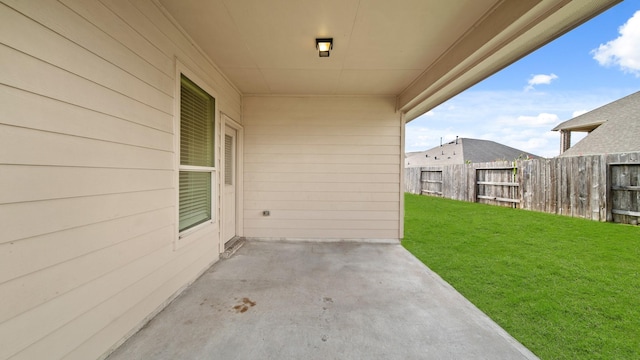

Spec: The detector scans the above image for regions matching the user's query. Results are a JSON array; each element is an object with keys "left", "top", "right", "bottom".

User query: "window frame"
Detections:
[{"left": 175, "top": 66, "right": 219, "bottom": 245}]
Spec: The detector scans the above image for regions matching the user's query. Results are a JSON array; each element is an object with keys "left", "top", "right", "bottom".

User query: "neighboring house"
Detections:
[
  {"left": 405, "top": 137, "right": 540, "bottom": 167},
  {"left": 553, "top": 91, "right": 640, "bottom": 156},
  {"left": 0, "top": 1, "right": 618, "bottom": 359}
]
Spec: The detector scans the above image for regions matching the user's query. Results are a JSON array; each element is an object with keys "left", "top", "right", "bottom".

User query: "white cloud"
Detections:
[
  {"left": 516, "top": 113, "right": 559, "bottom": 127},
  {"left": 525, "top": 73, "right": 558, "bottom": 91},
  {"left": 592, "top": 10, "right": 640, "bottom": 76}
]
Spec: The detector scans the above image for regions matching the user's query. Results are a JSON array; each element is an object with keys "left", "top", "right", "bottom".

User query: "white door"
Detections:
[{"left": 223, "top": 125, "right": 237, "bottom": 244}]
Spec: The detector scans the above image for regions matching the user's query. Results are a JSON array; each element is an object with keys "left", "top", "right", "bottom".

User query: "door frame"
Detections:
[{"left": 221, "top": 113, "right": 243, "bottom": 252}]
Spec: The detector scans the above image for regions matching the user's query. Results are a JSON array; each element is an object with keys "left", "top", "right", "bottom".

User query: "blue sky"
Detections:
[{"left": 405, "top": 2, "right": 640, "bottom": 158}]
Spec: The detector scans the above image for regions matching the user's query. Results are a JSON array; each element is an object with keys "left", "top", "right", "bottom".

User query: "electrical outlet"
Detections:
[{"left": 262, "top": 210, "right": 270, "bottom": 216}]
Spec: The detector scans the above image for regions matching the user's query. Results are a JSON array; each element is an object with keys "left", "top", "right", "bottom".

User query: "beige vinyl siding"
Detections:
[
  {"left": 0, "top": 1, "right": 240, "bottom": 359},
  {"left": 243, "top": 96, "right": 402, "bottom": 240}
]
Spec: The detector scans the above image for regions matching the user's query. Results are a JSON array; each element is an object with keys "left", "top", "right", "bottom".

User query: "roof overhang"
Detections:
[
  {"left": 158, "top": 0, "right": 621, "bottom": 122},
  {"left": 399, "top": 0, "right": 621, "bottom": 122},
  {"left": 552, "top": 122, "right": 605, "bottom": 132}
]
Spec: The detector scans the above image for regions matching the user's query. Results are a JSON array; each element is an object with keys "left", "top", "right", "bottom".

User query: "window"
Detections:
[
  {"left": 224, "top": 134, "right": 233, "bottom": 185},
  {"left": 179, "top": 75, "right": 215, "bottom": 232}
]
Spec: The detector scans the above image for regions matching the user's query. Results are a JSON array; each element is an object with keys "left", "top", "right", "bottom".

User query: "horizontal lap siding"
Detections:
[
  {"left": 243, "top": 96, "right": 401, "bottom": 240},
  {"left": 0, "top": 1, "right": 240, "bottom": 359}
]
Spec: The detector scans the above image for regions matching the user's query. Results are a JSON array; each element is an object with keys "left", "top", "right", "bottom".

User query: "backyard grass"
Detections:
[{"left": 403, "top": 193, "right": 640, "bottom": 360}]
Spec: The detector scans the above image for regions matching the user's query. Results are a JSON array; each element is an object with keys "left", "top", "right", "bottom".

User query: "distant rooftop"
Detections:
[
  {"left": 405, "top": 138, "right": 541, "bottom": 167},
  {"left": 554, "top": 91, "right": 640, "bottom": 157}
]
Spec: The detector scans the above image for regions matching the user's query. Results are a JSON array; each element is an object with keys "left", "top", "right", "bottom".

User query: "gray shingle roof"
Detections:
[
  {"left": 405, "top": 138, "right": 540, "bottom": 167},
  {"left": 558, "top": 91, "right": 640, "bottom": 157}
]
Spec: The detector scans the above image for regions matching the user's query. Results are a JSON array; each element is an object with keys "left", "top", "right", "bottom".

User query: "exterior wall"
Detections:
[
  {"left": 0, "top": 1, "right": 241, "bottom": 359},
  {"left": 243, "top": 96, "right": 402, "bottom": 240}
]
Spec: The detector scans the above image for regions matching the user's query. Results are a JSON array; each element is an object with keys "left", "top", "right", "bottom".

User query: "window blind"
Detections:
[
  {"left": 179, "top": 171, "right": 211, "bottom": 231},
  {"left": 180, "top": 76, "right": 214, "bottom": 167},
  {"left": 179, "top": 75, "right": 215, "bottom": 232},
  {"left": 225, "top": 134, "right": 233, "bottom": 185}
]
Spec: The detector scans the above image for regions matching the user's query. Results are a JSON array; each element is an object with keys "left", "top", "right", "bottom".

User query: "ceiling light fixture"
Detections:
[{"left": 316, "top": 38, "right": 333, "bottom": 57}]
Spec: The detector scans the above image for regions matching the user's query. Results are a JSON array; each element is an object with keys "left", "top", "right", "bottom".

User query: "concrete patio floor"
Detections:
[{"left": 107, "top": 240, "right": 538, "bottom": 359}]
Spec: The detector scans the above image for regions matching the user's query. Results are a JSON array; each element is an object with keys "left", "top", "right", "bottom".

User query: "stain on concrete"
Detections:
[
  {"left": 242, "top": 297, "right": 256, "bottom": 306},
  {"left": 233, "top": 297, "right": 256, "bottom": 313}
]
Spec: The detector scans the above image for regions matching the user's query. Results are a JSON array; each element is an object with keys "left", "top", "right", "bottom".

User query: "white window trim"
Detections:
[
  {"left": 174, "top": 60, "right": 221, "bottom": 250},
  {"left": 180, "top": 165, "right": 216, "bottom": 172}
]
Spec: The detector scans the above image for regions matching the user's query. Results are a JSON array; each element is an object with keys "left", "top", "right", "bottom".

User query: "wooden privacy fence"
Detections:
[{"left": 404, "top": 152, "right": 640, "bottom": 224}]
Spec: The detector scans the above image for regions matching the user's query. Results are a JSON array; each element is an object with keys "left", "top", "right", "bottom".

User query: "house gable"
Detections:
[{"left": 557, "top": 91, "right": 640, "bottom": 156}]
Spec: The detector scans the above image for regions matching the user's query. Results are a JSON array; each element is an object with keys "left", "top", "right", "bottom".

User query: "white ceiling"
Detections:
[{"left": 159, "top": 0, "right": 620, "bottom": 116}]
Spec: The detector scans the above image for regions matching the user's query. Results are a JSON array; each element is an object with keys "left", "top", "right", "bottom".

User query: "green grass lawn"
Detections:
[{"left": 403, "top": 193, "right": 640, "bottom": 360}]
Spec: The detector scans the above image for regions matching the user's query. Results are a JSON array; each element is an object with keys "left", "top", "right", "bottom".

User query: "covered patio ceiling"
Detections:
[{"left": 158, "top": 0, "right": 620, "bottom": 121}]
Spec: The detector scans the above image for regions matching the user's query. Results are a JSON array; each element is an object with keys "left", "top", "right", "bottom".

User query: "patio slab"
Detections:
[{"left": 107, "top": 240, "right": 538, "bottom": 359}]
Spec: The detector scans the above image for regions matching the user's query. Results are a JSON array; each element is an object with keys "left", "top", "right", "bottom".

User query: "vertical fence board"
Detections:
[
  {"left": 592, "top": 155, "right": 603, "bottom": 221},
  {"left": 521, "top": 160, "right": 529, "bottom": 209},
  {"left": 550, "top": 158, "right": 558, "bottom": 214},
  {"left": 598, "top": 155, "right": 607, "bottom": 221},
  {"left": 465, "top": 163, "right": 473, "bottom": 202},
  {"left": 578, "top": 157, "right": 588, "bottom": 218},
  {"left": 562, "top": 158, "right": 571, "bottom": 216},
  {"left": 405, "top": 167, "right": 421, "bottom": 194},
  {"left": 543, "top": 159, "right": 551, "bottom": 213}
]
